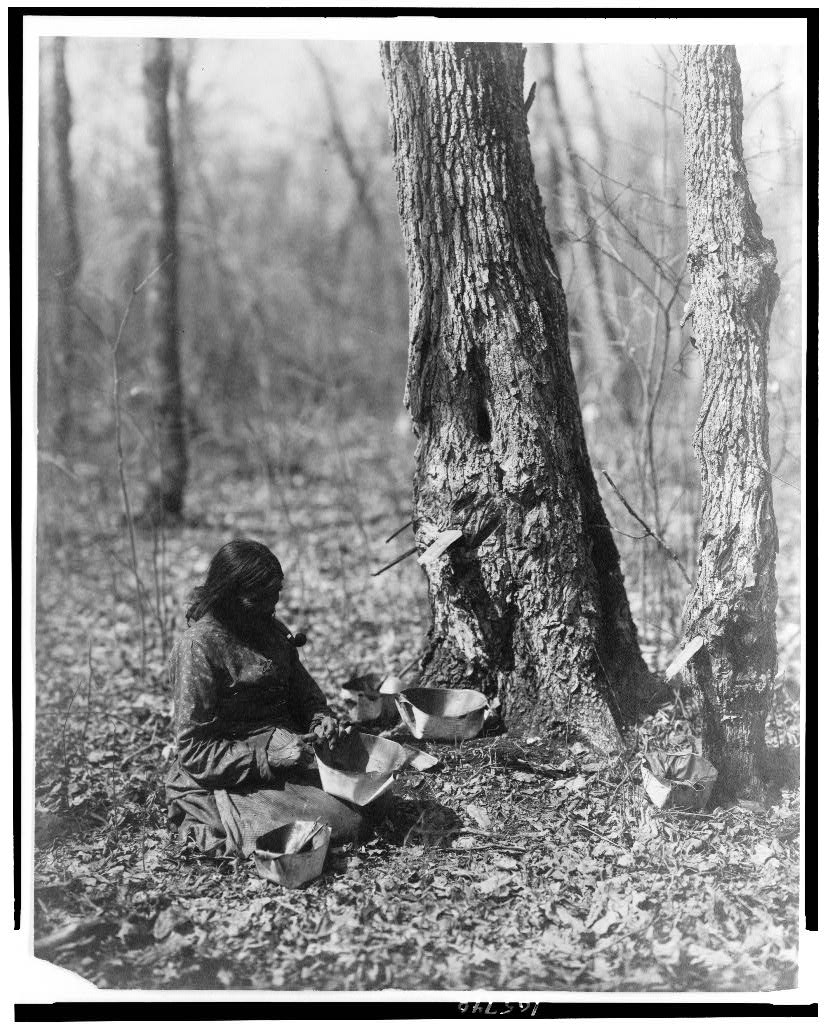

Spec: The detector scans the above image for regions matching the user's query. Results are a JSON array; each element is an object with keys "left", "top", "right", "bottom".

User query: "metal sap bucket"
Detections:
[
  {"left": 341, "top": 673, "right": 384, "bottom": 723},
  {"left": 315, "top": 731, "right": 408, "bottom": 806},
  {"left": 253, "top": 820, "right": 332, "bottom": 889},
  {"left": 641, "top": 751, "right": 719, "bottom": 812},
  {"left": 378, "top": 674, "right": 411, "bottom": 718},
  {"left": 395, "top": 687, "right": 489, "bottom": 741},
  {"left": 354, "top": 692, "right": 384, "bottom": 723},
  {"left": 342, "top": 673, "right": 412, "bottom": 724}
]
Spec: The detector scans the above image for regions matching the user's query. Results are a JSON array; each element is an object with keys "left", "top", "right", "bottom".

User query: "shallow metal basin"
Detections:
[
  {"left": 315, "top": 731, "right": 408, "bottom": 806},
  {"left": 395, "top": 687, "right": 488, "bottom": 741},
  {"left": 253, "top": 820, "right": 332, "bottom": 889},
  {"left": 341, "top": 673, "right": 386, "bottom": 722}
]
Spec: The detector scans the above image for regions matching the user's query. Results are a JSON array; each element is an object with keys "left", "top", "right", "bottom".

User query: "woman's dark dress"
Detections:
[{"left": 165, "top": 613, "right": 362, "bottom": 856}]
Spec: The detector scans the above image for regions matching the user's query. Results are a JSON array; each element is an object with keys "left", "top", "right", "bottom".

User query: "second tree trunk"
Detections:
[{"left": 679, "top": 45, "right": 780, "bottom": 797}]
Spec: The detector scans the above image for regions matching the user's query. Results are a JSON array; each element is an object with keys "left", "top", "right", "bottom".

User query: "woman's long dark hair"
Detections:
[{"left": 186, "top": 539, "right": 283, "bottom": 635}]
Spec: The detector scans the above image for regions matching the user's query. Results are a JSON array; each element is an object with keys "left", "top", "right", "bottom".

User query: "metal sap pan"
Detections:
[
  {"left": 395, "top": 687, "right": 488, "bottom": 741},
  {"left": 253, "top": 820, "right": 332, "bottom": 889},
  {"left": 342, "top": 674, "right": 411, "bottom": 723},
  {"left": 315, "top": 731, "right": 409, "bottom": 806}
]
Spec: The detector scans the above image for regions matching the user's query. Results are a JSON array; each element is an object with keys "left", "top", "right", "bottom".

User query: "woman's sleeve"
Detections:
[
  {"left": 289, "top": 651, "right": 332, "bottom": 732},
  {"left": 173, "top": 638, "right": 273, "bottom": 788}
]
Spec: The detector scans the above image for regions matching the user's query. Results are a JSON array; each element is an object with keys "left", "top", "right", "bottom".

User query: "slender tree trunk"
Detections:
[
  {"left": 380, "top": 41, "right": 653, "bottom": 752},
  {"left": 540, "top": 46, "right": 588, "bottom": 383},
  {"left": 576, "top": 45, "right": 642, "bottom": 424},
  {"left": 542, "top": 46, "right": 594, "bottom": 387},
  {"left": 544, "top": 45, "right": 640, "bottom": 422},
  {"left": 143, "top": 38, "right": 187, "bottom": 520},
  {"left": 173, "top": 39, "right": 195, "bottom": 182},
  {"left": 305, "top": 45, "right": 382, "bottom": 239},
  {"left": 679, "top": 45, "right": 780, "bottom": 797},
  {"left": 38, "top": 50, "right": 52, "bottom": 432},
  {"left": 52, "top": 37, "right": 82, "bottom": 445}
]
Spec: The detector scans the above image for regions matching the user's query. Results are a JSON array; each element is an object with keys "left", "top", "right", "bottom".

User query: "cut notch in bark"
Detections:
[{"left": 476, "top": 401, "right": 493, "bottom": 444}]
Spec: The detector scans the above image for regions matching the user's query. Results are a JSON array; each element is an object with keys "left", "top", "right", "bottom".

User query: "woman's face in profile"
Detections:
[{"left": 243, "top": 575, "right": 284, "bottom": 619}]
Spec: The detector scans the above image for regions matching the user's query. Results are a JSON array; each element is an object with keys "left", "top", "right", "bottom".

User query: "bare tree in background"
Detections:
[
  {"left": 539, "top": 49, "right": 565, "bottom": 257},
  {"left": 539, "top": 45, "right": 587, "bottom": 382},
  {"left": 143, "top": 38, "right": 187, "bottom": 521},
  {"left": 52, "top": 36, "right": 82, "bottom": 445},
  {"left": 543, "top": 44, "right": 641, "bottom": 422},
  {"left": 380, "top": 41, "right": 655, "bottom": 752},
  {"left": 679, "top": 45, "right": 780, "bottom": 797},
  {"left": 173, "top": 38, "right": 196, "bottom": 180},
  {"left": 305, "top": 45, "right": 382, "bottom": 239}
]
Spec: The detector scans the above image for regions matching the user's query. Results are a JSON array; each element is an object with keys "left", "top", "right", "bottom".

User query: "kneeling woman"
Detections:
[{"left": 166, "top": 539, "right": 363, "bottom": 856}]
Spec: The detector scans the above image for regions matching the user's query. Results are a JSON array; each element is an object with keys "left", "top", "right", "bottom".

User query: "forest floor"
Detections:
[{"left": 32, "top": 411, "right": 802, "bottom": 993}]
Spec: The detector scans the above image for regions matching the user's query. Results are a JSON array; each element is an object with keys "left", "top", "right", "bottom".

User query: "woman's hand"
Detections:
[
  {"left": 312, "top": 715, "right": 342, "bottom": 750},
  {"left": 266, "top": 728, "right": 315, "bottom": 770}
]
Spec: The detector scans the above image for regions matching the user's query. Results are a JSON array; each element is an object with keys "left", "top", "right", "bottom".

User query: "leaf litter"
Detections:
[{"left": 32, "top": 416, "right": 800, "bottom": 992}]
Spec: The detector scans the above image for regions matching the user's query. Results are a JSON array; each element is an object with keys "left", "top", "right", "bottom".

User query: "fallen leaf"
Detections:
[
  {"left": 493, "top": 855, "right": 519, "bottom": 871},
  {"left": 475, "top": 873, "right": 510, "bottom": 895},
  {"left": 751, "top": 843, "right": 777, "bottom": 866},
  {"left": 452, "top": 836, "right": 476, "bottom": 850},
  {"left": 554, "top": 905, "right": 583, "bottom": 931},
  {"left": 153, "top": 906, "right": 187, "bottom": 942},
  {"left": 589, "top": 910, "right": 621, "bottom": 936},
  {"left": 465, "top": 803, "right": 491, "bottom": 830},
  {"left": 36, "top": 917, "right": 109, "bottom": 953}
]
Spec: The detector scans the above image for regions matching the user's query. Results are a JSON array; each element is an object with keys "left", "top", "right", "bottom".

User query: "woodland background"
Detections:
[{"left": 31, "top": 36, "right": 804, "bottom": 991}]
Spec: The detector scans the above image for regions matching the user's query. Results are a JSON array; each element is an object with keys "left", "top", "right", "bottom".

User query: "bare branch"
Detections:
[
  {"left": 631, "top": 87, "right": 682, "bottom": 118},
  {"left": 109, "top": 257, "right": 173, "bottom": 682},
  {"left": 304, "top": 43, "right": 381, "bottom": 237},
  {"left": 572, "top": 152, "right": 685, "bottom": 210},
  {"left": 576, "top": 233, "right": 663, "bottom": 311},
  {"left": 113, "top": 252, "right": 174, "bottom": 356},
  {"left": 601, "top": 471, "right": 692, "bottom": 585},
  {"left": 594, "top": 187, "right": 681, "bottom": 287},
  {"left": 543, "top": 45, "right": 626, "bottom": 358}
]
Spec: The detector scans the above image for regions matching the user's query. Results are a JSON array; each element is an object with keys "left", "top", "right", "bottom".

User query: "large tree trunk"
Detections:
[
  {"left": 52, "top": 37, "right": 82, "bottom": 445},
  {"left": 380, "top": 41, "right": 653, "bottom": 752},
  {"left": 679, "top": 45, "right": 779, "bottom": 797},
  {"left": 143, "top": 38, "right": 187, "bottom": 520}
]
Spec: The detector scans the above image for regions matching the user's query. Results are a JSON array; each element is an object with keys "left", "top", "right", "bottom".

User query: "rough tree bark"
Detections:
[
  {"left": 143, "top": 38, "right": 188, "bottom": 520},
  {"left": 679, "top": 45, "right": 779, "bottom": 797},
  {"left": 380, "top": 41, "right": 653, "bottom": 751},
  {"left": 52, "top": 37, "right": 82, "bottom": 443}
]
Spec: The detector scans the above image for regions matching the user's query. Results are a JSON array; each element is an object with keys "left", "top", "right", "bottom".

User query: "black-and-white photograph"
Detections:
[{"left": 18, "top": 11, "right": 809, "bottom": 1003}]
